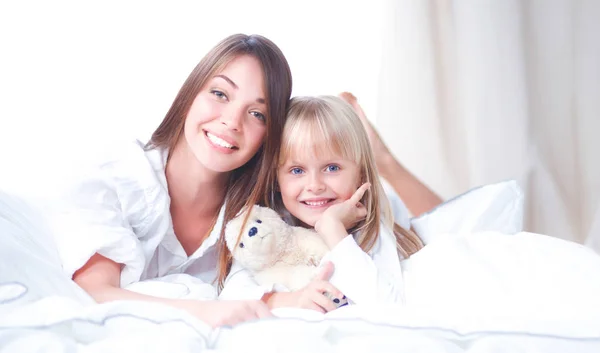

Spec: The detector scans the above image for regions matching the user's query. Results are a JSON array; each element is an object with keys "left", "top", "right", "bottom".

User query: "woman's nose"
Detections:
[{"left": 220, "top": 107, "right": 243, "bottom": 131}]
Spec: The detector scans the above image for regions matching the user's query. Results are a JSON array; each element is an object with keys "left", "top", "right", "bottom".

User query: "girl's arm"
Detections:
[
  {"left": 221, "top": 260, "right": 343, "bottom": 313},
  {"left": 75, "top": 253, "right": 271, "bottom": 327},
  {"left": 314, "top": 185, "right": 405, "bottom": 305},
  {"left": 316, "top": 226, "right": 405, "bottom": 305}
]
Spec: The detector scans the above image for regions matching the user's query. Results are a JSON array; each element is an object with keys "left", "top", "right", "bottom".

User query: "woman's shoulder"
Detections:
[
  {"left": 63, "top": 138, "right": 168, "bottom": 205},
  {"left": 93, "top": 138, "right": 164, "bottom": 170},
  {"left": 59, "top": 138, "right": 171, "bottom": 235},
  {"left": 76, "top": 139, "right": 165, "bottom": 184}
]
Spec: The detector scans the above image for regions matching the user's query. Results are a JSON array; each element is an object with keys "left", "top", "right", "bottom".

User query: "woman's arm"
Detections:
[
  {"left": 74, "top": 253, "right": 271, "bottom": 327},
  {"left": 339, "top": 92, "right": 443, "bottom": 216},
  {"left": 219, "top": 261, "right": 277, "bottom": 301}
]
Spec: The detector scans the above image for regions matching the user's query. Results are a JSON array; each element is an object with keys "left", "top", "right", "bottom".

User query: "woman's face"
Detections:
[{"left": 183, "top": 55, "right": 268, "bottom": 173}]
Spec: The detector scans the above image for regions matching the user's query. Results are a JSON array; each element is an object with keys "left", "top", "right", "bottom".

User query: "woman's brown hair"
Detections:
[{"left": 145, "top": 34, "right": 292, "bottom": 290}]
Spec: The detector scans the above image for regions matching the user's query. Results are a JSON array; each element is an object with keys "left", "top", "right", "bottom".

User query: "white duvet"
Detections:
[{"left": 2, "top": 190, "right": 600, "bottom": 352}]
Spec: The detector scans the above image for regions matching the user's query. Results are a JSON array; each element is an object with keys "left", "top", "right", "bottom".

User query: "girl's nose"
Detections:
[{"left": 306, "top": 174, "right": 326, "bottom": 193}]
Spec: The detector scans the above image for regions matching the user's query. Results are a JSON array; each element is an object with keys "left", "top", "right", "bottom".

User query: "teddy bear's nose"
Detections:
[{"left": 248, "top": 227, "right": 258, "bottom": 237}]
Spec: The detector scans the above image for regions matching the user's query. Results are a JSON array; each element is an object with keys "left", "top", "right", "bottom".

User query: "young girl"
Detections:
[
  {"left": 220, "top": 95, "right": 424, "bottom": 312},
  {"left": 51, "top": 33, "right": 292, "bottom": 327}
]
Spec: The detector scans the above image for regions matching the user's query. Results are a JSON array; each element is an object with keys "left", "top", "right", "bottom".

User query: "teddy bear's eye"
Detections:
[
  {"left": 256, "top": 219, "right": 262, "bottom": 224},
  {"left": 248, "top": 227, "right": 258, "bottom": 237},
  {"left": 239, "top": 242, "right": 245, "bottom": 248}
]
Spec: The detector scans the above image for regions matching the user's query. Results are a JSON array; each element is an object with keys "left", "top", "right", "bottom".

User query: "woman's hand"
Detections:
[
  {"left": 265, "top": 262, "right": 344, "bottom": 313},
  {"left": 185, "top": 299, "right": 272, "bottom": 328},
  {"left": 315, "top": 183, "right": 370, "bottom": 248}
]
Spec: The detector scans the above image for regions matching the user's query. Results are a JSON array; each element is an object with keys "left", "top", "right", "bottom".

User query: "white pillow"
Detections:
[
  {"left": 381, "top": 179, "right": 411, "bottom": 230},
  {"left": 410, "top": 180, "right": 524, "bottom": 245},
  {"left": 0, "top": 191, "right": 93, "bottom": 308}
]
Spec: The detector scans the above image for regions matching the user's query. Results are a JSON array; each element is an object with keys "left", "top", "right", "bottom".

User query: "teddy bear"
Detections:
[{"left": 224, "top": 205, "right": 348, "bottom": 307}]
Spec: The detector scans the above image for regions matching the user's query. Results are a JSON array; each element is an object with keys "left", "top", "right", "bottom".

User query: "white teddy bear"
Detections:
[{"left": 225, "top": 205, "right": 348, "bottom": 307}]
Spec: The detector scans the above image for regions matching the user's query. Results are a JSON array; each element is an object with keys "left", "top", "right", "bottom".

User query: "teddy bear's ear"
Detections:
[{"left": 234, "top": 205, "right": 252, "bottom": 218}]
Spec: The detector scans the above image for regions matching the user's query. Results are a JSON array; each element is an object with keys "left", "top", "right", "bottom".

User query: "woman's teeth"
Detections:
[{"left": 207, "top": 132, "right": 234, "bottom": 149}]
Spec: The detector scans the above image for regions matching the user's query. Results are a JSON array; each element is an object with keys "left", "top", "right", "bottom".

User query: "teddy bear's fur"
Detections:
[{"left": 225, "top": 205, "right": 331, "bottom": 291}]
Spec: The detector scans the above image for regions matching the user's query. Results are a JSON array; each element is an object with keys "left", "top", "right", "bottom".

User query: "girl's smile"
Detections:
[{"left": 278, "top": 154, "right": 361, "bottom": 227}]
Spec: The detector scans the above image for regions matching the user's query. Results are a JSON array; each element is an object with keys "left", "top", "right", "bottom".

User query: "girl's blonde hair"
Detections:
[{"left": 270, "top": 95, "right": 423, "bottom": 258}]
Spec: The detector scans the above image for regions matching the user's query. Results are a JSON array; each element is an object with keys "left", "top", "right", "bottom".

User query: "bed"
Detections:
[{"left": 2, "top": 182, "right": 600, "bottom": 352}]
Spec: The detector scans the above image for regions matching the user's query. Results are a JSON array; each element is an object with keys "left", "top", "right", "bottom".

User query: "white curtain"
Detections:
[
  {"left": 1, "top": 0, "right": 597, "bottom": 251},
  {"left": 377, "top": 0, "right": 600, "bottom": 251}
]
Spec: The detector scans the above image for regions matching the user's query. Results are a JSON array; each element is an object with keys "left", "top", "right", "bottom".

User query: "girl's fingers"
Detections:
[
  {"left": 350, "top": 183, "right": 371, "bottom": 205},
  {"left": 313, "top": 280, "right": 344, "bottom": 300},
  {"left": 356, "top": 203, "right": 368, "bottom": 219},
  {"left": 311, "top": 292, "right": 337, "bottom": 312},
  {"left": 315, "top": 261, "right": 334, "bottom": 281},
  {"left": 304, "top": 300, "right": 326, "bottom": 313}
]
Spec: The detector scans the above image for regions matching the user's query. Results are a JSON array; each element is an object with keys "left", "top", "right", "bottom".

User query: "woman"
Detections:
[{"left": 53, "top": 33, "right": 292, "bottom": 328}]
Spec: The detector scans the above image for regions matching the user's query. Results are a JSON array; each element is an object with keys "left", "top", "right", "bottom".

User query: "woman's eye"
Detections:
[
  {"left": 290, "top": 168, "right": 304, "bottom": 175},
  {"left": 210, "top": 90, "right": 228, "bottom": 101},
  {"left": 325, "top": 165, "right": 340, "bottom": 172},
  {"left": 250, "top": 111, "right": 266, "bottom": 122}
]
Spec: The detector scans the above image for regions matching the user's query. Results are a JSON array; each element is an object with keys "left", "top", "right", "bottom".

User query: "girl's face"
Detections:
[
  {"left": 277, "top": 150, "right": 362, "bottom": 227},
  {"left": 183, "top": 55, "right": 268, "bottom": 173}
]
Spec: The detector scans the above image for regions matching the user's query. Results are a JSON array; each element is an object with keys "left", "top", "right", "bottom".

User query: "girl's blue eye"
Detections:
[
  {"left": 326, "top": 165, "right": 340, "bottom": 172},
  {"left": 291, "top": 168, "right": 304, "bottom": 175},
  {"left": 250, "top": 111, "right": 266, "bottom": 122},
  {"left": 211, "top": 90, "right": 228, "bottom": 101}
]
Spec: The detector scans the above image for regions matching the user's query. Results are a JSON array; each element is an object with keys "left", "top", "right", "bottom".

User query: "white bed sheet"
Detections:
[
  {"left": 1, "top": 298, "right": 599, "bottom": 353},
  {"left": 2, "top": 190, "right": 600, "bottom": 352}
]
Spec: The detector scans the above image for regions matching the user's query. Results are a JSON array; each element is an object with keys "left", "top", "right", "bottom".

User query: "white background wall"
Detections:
[
  {"left": 0, "top": 0, "right": 386, "bottom": 199},
  {"left": 2, "top": 1, "right": 598, "bottom": 249}
]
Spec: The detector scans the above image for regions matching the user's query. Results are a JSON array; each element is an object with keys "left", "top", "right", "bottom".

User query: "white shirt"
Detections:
[
  {"left": 51, "top": 139, "right": 412, "bottom": 303},
  {"left": 51, "top": 140, "right": 225, "bottom": 297},
  {"left": 220, "top": 195, "right": 411, "bottom": 306}
]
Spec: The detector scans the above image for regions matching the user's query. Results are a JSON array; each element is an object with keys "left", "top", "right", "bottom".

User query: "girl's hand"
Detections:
[
  {"left": 315, "top": 183, "right": 371, "bottom": 247},
  {"left": 186, "top": 299, "right": 272, "bottom": 328},
  {"left": 266, "top": 262, "right": 344, "bottom": 313}
]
